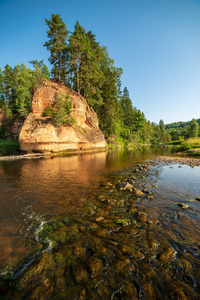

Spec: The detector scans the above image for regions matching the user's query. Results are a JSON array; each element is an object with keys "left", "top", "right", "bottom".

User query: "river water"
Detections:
[{"left": 0, "top": 146, "right": 200, "bottom": 299}]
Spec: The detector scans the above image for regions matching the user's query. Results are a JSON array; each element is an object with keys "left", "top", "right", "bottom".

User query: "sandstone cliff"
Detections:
[{"left": 19, "top": 80, "right": 106, "bottom": 152}]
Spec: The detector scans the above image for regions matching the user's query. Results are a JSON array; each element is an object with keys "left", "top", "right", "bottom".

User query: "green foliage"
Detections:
[
  {"left": 166, "top": 118, "right": 200, "bottom": 130},
  {"left": 43, "top": 104, "right": 54, "bottom": 117},
  {"left": 188, "top": 119, "right": 199, "bottom": 138},
  {"left": 29, "top": 59, "right": 50, "bottom": 92},
  {"left": 166, "top": 118, "right": 200, "bottom": 141},
  {"left": 44, "top": 14, "right": 69, "bottom": 81},
  {"left": 0, "top": 62, "right": 50, "bottom": 121},
  {"left": 12, "top": 63, "right": 32, "bottom": 118},
  {"left": 175, "top": 137, "right": 200, "bottom": 153},
  {"left": 52, "top": 92, "right": 74, "bottom": 127},
  {"left": 0, "top": 139, "right": 19, "bottom": 156}
]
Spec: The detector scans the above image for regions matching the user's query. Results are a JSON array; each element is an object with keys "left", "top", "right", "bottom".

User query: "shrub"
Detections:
[
  {"left": 0, "top": 139, "right": 20, "bottom": 156},
  {"left": 52, "top": 92, "right": 74, "bottom": 127},
  {"left": 43, "top": 104, "right": 53, "bottom": 117}
]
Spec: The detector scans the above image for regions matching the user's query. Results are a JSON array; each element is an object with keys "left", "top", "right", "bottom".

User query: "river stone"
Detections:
[
  {"left": 54, "top": 253, "right": 66, "bottom": 277},
  {"left": 120, "top": 182, "right": 133, "bottom": 191},
  {"left": 123, "top": 282, "right": 138, "bottom": 299},
  {"left": 96, "top": 228, "right": 110, "bottom": 238},
  {"left": 116, "top": 219, "right": 131, "bottom": 226},
  {"left": 136, "top": 212, "right": 148, "bottom": 223},
  {"left": 55, "top": 276, "right": 67, "bottom": 298},
  {"left": 115, "top": 258, "right": 131, "bottom": 271},
  {"left": 73, "top": 245, "right": 87, "bottom": 258},
  {"left": 96, "top": 216, "right": 105, "bottom": 222},
  {"left": 195, "top": 197, "right": 200, "bottom": 202},
  {"left": 157, "top": 247, "right": 175, "bottom": 263},
  {"left": 74, "top": 266, "right": 89, "bottom": 284},
  {"left": 178, "top": 203, "right": 189, "bottom": 209},
  {"left": 120, "top": 244, "right": 143, "bottom": 259},
  {"left": 134, "top": 189, "right": 145, "bottom": 196},
  {"left": 88, "top": 257, "right": 103, "bottom": 277}
]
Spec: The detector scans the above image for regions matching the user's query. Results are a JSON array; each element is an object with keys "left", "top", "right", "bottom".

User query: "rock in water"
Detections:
[
  {"left": 178, "top": 203, "right": 189, "bottom": 209},
  {"left": 19, "top": 79, "right": 106, "bottom": 152}
]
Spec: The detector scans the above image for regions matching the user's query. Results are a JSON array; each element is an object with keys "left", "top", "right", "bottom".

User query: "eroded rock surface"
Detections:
[{"left": 19, "top": 80, "right": 106, "bottom": 152}]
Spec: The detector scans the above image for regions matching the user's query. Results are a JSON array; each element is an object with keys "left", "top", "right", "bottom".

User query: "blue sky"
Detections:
[{"left": 0, "top": 0, "right": 200, "bottom": 124}]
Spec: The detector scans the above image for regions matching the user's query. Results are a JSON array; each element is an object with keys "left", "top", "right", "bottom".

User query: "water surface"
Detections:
[{"left": 0, "top": 146, "right": 200, "bottom": 299}]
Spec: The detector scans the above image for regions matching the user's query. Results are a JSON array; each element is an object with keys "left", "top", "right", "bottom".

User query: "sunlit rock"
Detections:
[{"left": 19, "top": 79, "right": 106, "bottom": 152}]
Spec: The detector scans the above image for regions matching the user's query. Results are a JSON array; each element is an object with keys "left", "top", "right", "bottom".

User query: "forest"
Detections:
[{"left": 0, "top": 14, "right": 198, "bottom": 148}]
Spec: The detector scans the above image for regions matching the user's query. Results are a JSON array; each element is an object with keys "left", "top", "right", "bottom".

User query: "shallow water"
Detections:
[{"left": 0, "top": 146, "right": 200, "bottom": 299}]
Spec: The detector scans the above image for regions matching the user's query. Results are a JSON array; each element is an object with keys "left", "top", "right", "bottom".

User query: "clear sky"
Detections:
[{"left": 0, "top": 0, "right": 200, "bottom": 124}]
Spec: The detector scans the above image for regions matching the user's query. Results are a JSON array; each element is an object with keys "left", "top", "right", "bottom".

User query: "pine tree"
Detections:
[
  {"left": 68, "top": 21, "right": 87, "bottom": 94},
  {"left": 3, "top": 64, "right": 14, "bottom": 106},
  {"left": 29, "top": 59, "right": 50, "bottom": 92},
  {"left": 98, "top": 50, "right": 123, "bottom": 138},
  {"left": 44, "top": 14, "right": 69, "bottom": 81}
]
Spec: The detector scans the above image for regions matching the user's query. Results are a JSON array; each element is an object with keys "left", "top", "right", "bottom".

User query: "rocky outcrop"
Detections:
[{"left": 19, "top": 80, "right": 106, "bottom": 152}]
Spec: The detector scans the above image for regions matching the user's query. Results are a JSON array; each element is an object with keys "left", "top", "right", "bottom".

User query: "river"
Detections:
[{"left": 0, "top": 146, "right": 200, "bottom": 299}]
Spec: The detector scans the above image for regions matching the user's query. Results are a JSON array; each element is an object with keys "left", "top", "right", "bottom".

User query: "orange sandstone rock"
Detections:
[{"left": 19, "top": 80, "right": 106, "bottom": 152}]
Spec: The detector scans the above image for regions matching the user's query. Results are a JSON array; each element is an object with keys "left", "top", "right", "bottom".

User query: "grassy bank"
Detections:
[
  {"left": 0, "top": 139, "right": 20, "bottom": 156},
  {"left": 175, "top": 137, "right": 200, "bottom": 157}
]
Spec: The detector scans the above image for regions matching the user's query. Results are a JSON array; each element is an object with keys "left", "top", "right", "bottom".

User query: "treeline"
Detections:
[
  {"left": 0, "top": 14, "right": 171, "bottom": 145},
  {"left": 166, "top": 118, "right": 200, "bottom": 141},
  {"left": 166, "top": 119, "right": 200, "bottom": 130}
]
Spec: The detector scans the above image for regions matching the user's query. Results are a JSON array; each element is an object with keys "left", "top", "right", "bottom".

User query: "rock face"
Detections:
[{"left": 19, "top": 80, "right": 106, "bottom": 152}]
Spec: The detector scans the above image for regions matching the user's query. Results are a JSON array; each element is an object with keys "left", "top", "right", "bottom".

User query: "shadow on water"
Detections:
[{"left": 0, "top": 146, "right": 200, "bottom": 299}]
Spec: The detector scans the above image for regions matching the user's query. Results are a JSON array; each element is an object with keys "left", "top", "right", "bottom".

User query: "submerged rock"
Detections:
[
  {"left": 157, "top": 247, "right": 175, "bottom": 263},
  {"left": 136, "top": 212, "right": 148, "bottom": 223},
  {"left": 120, "top": 182, "right": 133, "bottom": 191},
  {"left": 88, "top": 257, "right": 104, "bottom": 277},
  {"left": 74, "top": 266, "right": 89, "bottom": 284},
  {"left": 96, "top": 216, "right": 105, "bottom": 222},
  {"left": 134, "top": 188, "right": 145, "bottom": 196},
  {"left": 116, "top": 219, "right": 131, "bottom": 226},
  {"left": 178, "top": 203, "right": 189, "bottom": 209}
]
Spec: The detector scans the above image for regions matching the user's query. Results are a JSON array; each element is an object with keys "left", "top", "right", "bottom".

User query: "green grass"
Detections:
[
  {"left": 0, "top": 139, "right": 20, "bottom": 156},
  {"left": 175, "top": 137, "right": 200, "bottom": 156},
  {"left": 184, "top": 148, "right": 200, "bottom": 157}
]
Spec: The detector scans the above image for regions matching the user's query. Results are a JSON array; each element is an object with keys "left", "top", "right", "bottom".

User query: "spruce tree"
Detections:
[{"left": 44, "top": 14, "right": 69, "bottom": 81}]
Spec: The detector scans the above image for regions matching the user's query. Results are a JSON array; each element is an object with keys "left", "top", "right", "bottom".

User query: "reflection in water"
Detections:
[
  {"left": 0, "top": 147, "right": 200, "bottom": 298},
  {"left": 0, "top": 152, "right": 108, "bottom": 271}
]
